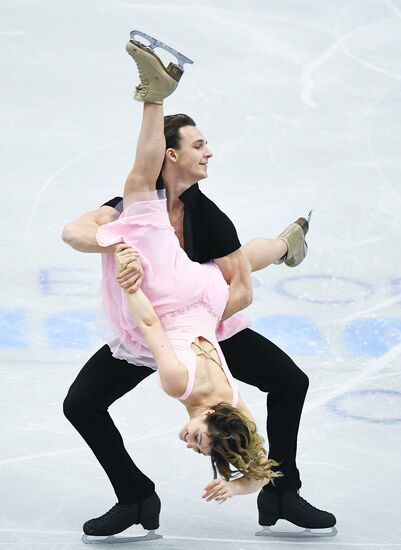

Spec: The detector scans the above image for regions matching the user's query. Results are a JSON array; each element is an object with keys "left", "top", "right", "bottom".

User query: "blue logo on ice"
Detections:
[
  {"left": 46, "top": 310, "right": 97, "bottom": 349},
  {"left": 345, "top": 318, "right": 401, "bottom": 356},
  {"left": 253, "top": 315, "right": 326, "bottom": 355},
  {"left": 326, "top": 390, "right": 401, "bottom": 424},
  {"left": 0, "top": 309, "right": 28, "bottom": 348}
]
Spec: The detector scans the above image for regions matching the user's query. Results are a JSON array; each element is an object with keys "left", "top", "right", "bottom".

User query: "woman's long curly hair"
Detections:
[{"left": 205, "top": 403, "right": 282, "bottom": 483}]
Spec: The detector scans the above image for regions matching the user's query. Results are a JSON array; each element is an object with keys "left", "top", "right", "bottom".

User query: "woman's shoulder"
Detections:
[
  {"left": 235, "top": 397, "right": 254, "bottom": 422},
  {"left": 159, "top": 360, "right": 189, "bottom": 398}
]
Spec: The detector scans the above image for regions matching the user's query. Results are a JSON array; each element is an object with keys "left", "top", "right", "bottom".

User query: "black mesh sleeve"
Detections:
[
  {"left": 101, "top": 196, "right": 123, "bottom": 212},
  {"left": 206, "top": 201, "right": 242, "bottom": 259}
]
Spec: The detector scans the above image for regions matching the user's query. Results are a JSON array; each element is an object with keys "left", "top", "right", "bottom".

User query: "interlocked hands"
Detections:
[
  {"left": 203, "top": 479, "right": 236, "bottom": 504},
  {"left": 114, "top": 243, "right": 144, "bottom": 293}
]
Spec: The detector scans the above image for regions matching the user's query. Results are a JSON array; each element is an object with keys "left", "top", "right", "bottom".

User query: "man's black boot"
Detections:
[
  {"left": 83, "top": 492, "right": 161, "bottom": 536},
  {"left": 257, "top": 489, "right": 336, "bottom": 529}
]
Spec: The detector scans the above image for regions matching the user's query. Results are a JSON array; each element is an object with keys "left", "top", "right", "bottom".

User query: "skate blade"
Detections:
[
  {"left": 82, "top": 530, "right": 162, "bottom": 544},
  {"left": 255, "top": 525, "right": 337, "bottom": 539},
  {"left": 130, "top": 30, "right": 193, "bottom": 69}
]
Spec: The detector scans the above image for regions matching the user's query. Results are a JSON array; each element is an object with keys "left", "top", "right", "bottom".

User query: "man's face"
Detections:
[{"left": 168, "top": 126, "right": 213, "bottom": 183}]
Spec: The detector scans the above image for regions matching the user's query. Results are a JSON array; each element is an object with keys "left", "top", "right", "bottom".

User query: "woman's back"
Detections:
[
  {"left": 159, "top": 307, "right": 239, "bottom": 407},
  {"left": 182, "top": 337, "right": 253, "bottom": 435},
  {"left": 183, "top": 337, "right": 236, "bottom": 408}
]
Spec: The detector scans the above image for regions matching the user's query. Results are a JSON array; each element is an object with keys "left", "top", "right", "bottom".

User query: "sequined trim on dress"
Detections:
[{"left": 159, "top": 300, "right": 220, "bottom": 320}]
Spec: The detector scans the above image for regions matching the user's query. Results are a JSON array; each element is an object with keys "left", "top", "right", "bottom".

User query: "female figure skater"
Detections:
[{"left": 95, "top": 36, "right": 310, "bottom": 503}]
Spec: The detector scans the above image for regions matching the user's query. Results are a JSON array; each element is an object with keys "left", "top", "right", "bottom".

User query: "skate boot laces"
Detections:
[
  {"left": 132, "top": 59, "right": 150, "bottom": 98},
  {"left": 289, "top": 491, "right": 327, "bottom": 516},
  {"left": 97, "top": 503, "right": 129, "bottom": 524}
]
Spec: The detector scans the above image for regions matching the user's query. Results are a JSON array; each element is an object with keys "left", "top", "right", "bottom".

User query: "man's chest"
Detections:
[{"left": 169, "top": 212, "right": 185, "bottom": 249}]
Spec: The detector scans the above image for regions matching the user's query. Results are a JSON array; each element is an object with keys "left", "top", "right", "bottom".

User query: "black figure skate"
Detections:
[
  {"left": 256, "top": 489, "right": 337, "bottom": 539},
  {"left": 81, "top": 493, "right": 162, "bottom": 544}
]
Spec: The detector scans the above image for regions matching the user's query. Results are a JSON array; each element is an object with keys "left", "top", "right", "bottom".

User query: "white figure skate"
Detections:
[
  {"left": 126, "top": 30, "right": 193, "bottom": 104},
  {"left": 275, "top": 210, "right": 313, "bottom": 267}
]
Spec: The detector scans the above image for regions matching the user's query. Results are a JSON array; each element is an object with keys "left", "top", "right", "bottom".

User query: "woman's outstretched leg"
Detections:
[
  {"left": 124, "top": 103, "right": 165, "bottom": 202},
  {"left": 242, "top": 213, "right": 311, "bottom": 271},
  {"left": 220, "top": 219, "right": 309, "bottom": 319},
  {"left": 122, "top": 36, "right": 185, "bottom": 203},
  {"left": 242, "top": 238, "right": 287, "bottom": 272}
]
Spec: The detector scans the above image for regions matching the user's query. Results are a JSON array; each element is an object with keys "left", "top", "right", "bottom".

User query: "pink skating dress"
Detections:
[{"left": 96, "top": 196, "right": 250, "bottom": 406}]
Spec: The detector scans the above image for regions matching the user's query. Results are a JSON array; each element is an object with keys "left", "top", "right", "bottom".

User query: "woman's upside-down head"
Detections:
[{"left": 179, "top": 402, "right": 282, "bottom": 482}]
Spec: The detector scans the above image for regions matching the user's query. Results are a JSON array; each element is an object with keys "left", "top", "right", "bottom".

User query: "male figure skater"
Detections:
[{"left": 62, "top": 33, "right": 336, "bottom": 539}]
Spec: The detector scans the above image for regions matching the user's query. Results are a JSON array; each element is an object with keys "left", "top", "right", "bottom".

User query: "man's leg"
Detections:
[
  {"left": 220, "top": 329, "right": 336, "bottom": 529},
  {"left": 63, "top": 346, "right": 161, "bottom": 535},
  {"left": 63, "top": 345, "right": 155, "bottom": 503},
  {"left": 220, "top": 329, "right": 308, "bottom": 491},
  {"left": 68, "top": 71, "right": 164, "bottom": 509}
]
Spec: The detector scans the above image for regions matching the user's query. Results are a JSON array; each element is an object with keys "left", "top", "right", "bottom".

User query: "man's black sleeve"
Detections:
[
  {"left": 206, "top": 200, "right": 242, "bottom": 259},
  {"left": 101, "top": 196, "right": 123, "bottom": 212}
]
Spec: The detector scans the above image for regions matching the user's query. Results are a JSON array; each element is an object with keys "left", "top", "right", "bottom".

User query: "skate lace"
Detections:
[
  {"left": 291, "top": 493, "right": 324, "bottom": 515},
  {"left": 99, "top": 503, "right": 128, "bottom": 523},
  {"left": 135, "top": 61, "right": 150, "bottom": 88}
]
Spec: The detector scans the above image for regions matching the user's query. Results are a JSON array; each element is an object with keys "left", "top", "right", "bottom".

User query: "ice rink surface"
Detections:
[{"left": 1, "top": 0, "right": 401, "bottom": 548}]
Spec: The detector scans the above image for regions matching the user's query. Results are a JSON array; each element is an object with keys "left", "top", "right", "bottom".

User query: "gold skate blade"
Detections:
[{"left": 82, "top": 530, "right": 162, "bottom": 544}]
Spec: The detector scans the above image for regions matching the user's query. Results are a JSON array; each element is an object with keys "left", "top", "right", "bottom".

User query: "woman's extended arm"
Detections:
[
  {"left": 203, "top": 475, "right": 269, "bottom": 502},
  {"left": 203, "top": 448, "right": 272, "bottom": 502},
  {"left": 115, "top": 244, "right": 187, "bottom": 397}
]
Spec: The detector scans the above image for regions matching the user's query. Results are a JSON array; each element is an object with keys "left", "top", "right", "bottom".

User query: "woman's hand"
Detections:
[
  {"left": 114, "top": 244, "right": 144, "bottom": 293},
  {"left": 202, "top": 479, "right": 237, "bottom": 503}
]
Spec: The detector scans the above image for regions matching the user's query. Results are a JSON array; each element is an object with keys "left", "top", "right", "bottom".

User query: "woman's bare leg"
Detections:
[
  {"left": 123, "top": 103, "right": 165, "bottom": 202},
  {"left": 241, "top": 238, "right": 287, "bottom": 272}
]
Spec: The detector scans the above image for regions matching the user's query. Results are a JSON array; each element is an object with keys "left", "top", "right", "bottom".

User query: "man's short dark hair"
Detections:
[{"left": 156, "top": 114, "right": 196, "bottom": 189}]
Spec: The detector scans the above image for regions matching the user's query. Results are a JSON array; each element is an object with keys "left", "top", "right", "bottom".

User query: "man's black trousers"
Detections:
[{"left": 63, "top": 328, "right": 309, "bottom": 504}]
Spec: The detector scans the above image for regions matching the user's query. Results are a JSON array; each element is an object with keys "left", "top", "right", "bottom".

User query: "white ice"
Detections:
[{"left": 1, "top": 0, "right": 401, "bottom": 548}]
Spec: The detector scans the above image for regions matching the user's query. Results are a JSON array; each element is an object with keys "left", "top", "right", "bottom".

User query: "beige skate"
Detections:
[
  {"left": 126, "top": 39, "right": 186, "bottom": 104},
  {"left": 275, "top": 211, "right": 312, "bottom": 267}
]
